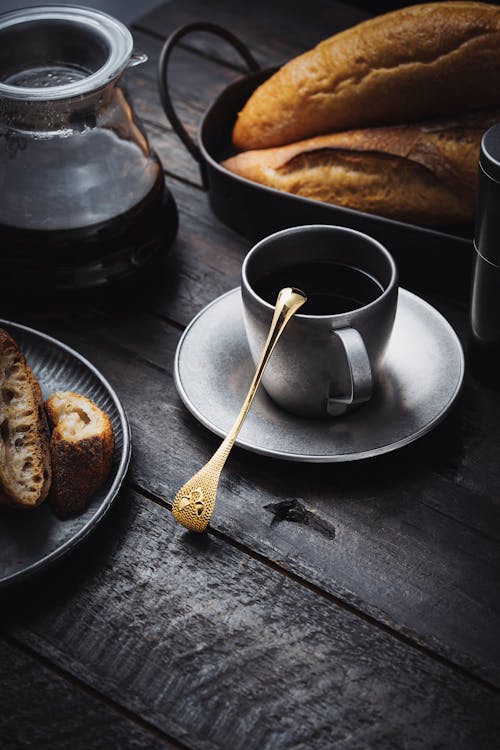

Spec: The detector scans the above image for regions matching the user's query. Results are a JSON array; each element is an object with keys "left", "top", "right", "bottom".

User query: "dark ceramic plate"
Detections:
[{"left": 0, "top": 320, "right": 131, "bottom": 588}]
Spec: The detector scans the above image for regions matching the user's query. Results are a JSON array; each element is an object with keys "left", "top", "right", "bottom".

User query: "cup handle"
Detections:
[{"left": 327, "top": 327, "right": 372, "bottom": 415}]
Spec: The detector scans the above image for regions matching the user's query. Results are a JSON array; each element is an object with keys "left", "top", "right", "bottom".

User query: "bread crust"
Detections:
[
  {"left": 224, "top": 110, "right": 499, "bottom": 224},
  {"left": 232, "top": 2, "right": 500, "bottom": 149},
  {"left": 0, "top": 328, "right": 51, "bottom": 508},
  {"left": 45, "top": 391, "right": 114, "bottom": 519}
]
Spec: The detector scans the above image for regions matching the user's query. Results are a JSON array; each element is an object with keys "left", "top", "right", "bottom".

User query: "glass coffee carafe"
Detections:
[{"left": 0, "top": 5, "right": 178, "bottom": 292}]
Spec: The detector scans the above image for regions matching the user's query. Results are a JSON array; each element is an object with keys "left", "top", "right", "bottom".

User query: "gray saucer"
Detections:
[{"left": 174, "top": 288, "right": 464, "bottom": 462}]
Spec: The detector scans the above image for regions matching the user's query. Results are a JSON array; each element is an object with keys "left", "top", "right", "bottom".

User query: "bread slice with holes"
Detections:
[
  {"left": 45, "top": 391, "right": 114, "bottom": 519},
  {"left": 0, "top": 328, "right": 52, "bottom": 507}
]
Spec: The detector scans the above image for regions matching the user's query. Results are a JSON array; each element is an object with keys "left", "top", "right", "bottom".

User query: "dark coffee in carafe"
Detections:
[{"left": 0, "top": 6, "right": 178, "bottom": 292}]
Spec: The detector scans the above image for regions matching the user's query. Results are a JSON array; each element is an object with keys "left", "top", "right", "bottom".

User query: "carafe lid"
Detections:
[{"left": 0, "top": 5, "right": 133, "bottom": 101}]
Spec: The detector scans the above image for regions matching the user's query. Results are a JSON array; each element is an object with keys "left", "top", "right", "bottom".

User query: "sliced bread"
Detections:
[
  {"left": 0, "top": 328, "right": 51, "bottom": 507},
  {"left": 45, "top": 391, "right": 114, "bottom": 518}
]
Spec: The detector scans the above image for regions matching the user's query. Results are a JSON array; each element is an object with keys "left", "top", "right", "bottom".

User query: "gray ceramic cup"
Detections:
[{"left": 241, "top": 225, "right": 398, "bottom": 418}]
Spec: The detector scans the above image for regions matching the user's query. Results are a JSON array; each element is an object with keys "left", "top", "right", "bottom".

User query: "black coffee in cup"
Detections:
[
  {"left": 253, "top": 261, "right": 383, "bottom": 315},
  {"left": 242, "top": 225, "right": 398, "bottom": 417}
]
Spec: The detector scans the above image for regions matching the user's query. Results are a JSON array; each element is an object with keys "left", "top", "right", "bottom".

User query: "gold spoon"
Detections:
[{"left": 172, "top": 286, "right": 307, "bottom": 532}]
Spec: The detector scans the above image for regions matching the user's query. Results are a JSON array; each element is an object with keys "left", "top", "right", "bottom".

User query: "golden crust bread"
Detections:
[
  {"left": 45, "top": 391, "right": 114, "bottom": 519},
  {"left": 0, "top": 328, "right": 51, "bottom": 508},
  {"left": 232, "top": 2, "right": 500, "bottom": 150},
  {"left": 224, "top": 110, "right": 499, "bottom": 224}
]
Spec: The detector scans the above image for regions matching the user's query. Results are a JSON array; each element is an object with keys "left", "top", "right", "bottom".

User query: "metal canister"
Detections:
[{"left": 469, "top": 124, "right": 500, "bottom": 387}]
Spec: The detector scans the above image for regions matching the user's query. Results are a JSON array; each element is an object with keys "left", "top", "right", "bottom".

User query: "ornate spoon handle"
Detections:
[{"left": 172, "top": 287, "right": 307, "bottom": 532}]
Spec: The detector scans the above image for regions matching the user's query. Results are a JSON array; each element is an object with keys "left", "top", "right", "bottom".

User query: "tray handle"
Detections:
[{"left": 158, "top": 22, "right": 260, "bottom": 188}]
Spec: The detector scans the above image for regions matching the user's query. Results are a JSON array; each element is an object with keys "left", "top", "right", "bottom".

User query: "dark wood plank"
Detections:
[
  {"left": 123, "top": 30, "right": 243, "bottom": 186},
  {"left": 2, "top": 488, "right": 499, "bottom": 750},
  {"left": 136, "top": 0, "right": 369, "bottom": 69},
  {"left": 4, "top": 170, "right": 499, "bottom": 685},
  {"left": 0, "top": 639, "right": 179, "bottom": 750},
  {"left": 10, "top": 290, "right": 499, "bottom": 688}
]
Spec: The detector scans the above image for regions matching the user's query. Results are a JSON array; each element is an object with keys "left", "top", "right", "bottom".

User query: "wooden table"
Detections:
[{"left": 1, "top": 1, "right": 500, "bottom": 748}]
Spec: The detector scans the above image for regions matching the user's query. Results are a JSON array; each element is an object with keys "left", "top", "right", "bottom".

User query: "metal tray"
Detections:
[{"left": 158, "top": 22, "right": 473, "bottom": 303}]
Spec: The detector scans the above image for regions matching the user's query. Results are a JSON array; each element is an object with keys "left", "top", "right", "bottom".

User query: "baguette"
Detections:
[
  {"left": 45, "top": 392, "right": 114, "bottom": 519},
  {"left": 0, "top": 328, "right": 51, "bottom": 507},
  {"left": 232, "top": 2, "right": 500, "bottom": 150},
  {"left": 224, "top": 110, "right": 499, "bottom": 224}
]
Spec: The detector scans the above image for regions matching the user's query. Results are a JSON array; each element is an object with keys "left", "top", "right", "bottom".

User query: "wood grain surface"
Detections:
[
  {"left": 0, "top": 640, "right": 180, "bottom": 750},
  {"left": 9, "top": 181, "right": 498, "bottom": 687},
  {"left": 0, "top": 0, "right": 499, "bottom": 748},
  {"left": 3, "top": 490, "right": 500, "bottom": 750}
]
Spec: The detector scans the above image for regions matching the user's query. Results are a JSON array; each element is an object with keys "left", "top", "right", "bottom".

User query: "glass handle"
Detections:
[{"left": 127, "top": 49, "right": 148, "bottom": 68}]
